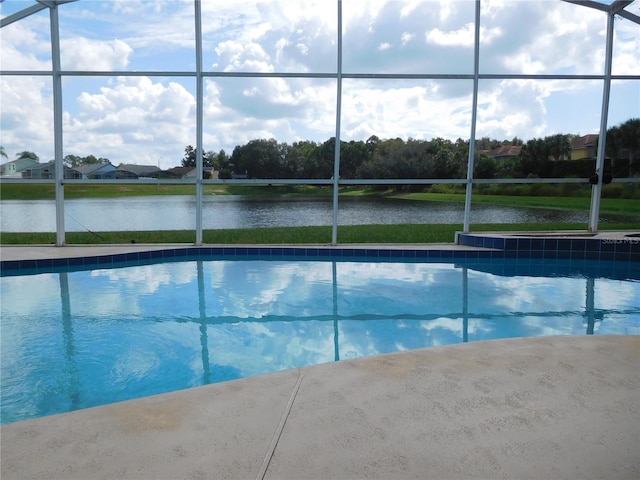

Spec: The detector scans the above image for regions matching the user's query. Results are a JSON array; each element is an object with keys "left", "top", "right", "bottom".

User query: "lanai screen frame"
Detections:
[{"left": 1, "top": 0, "right": 639, "bottom": 246}]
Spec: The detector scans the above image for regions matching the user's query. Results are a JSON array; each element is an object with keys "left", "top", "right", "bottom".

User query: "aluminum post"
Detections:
[
  {"left": 588, "top": 10, "right": 614, "bottom": 232},
  {"left": 194, "top": 0, "right": 204, "bottom": 244},
  {"left": 331, "top": 0, "right": 343, "bottom": 246},
  {"left": 50, "top": 3, "right": 65, "bottom": 246},
  {"left": 463, "top": 0, "right": 481, "bottom": 234}
]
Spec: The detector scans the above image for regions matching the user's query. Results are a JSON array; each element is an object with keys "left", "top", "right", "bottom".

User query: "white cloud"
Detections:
[
  {"left": 65, "top": 76, "right": 195, "bottom": 164},
  {"left": 60, "top": 37, "right": 132, "bottom": 70},
  {"left": 1, "top": 0, "right": 637, "bottom": 168}
]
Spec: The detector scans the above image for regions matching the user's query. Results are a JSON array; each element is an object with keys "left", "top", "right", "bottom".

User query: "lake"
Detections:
[{"left": 0, "top": 195, "right": 634, "bottom": 232}]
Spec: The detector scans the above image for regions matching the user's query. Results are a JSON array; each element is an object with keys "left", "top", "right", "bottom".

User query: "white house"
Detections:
[{"left": 0, "top": 157, "right": 39, "bottom": 177}]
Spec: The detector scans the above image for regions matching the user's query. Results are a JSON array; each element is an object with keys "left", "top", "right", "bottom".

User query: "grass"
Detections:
[
  {"left": 0, "top": 183, "right": 334, "bottom": 200},
  {"left": 2, "top": 222, "right": 638, "bottom": 245}
]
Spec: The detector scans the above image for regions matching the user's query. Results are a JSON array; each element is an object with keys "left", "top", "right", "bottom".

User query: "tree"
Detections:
[
  {"left": 607, "top": 118, "right": 640, "bottom": 163},
  {"left": 63, "top": 154, "right": 109, "bottom": 167},
  {"left": 230, "top": 139, "right": 282, "bottom": 178},
  {"left": 16, "top": 151, "right": 39, "bottom": 161},
  {"left": 181, "top": 145, "right": 215, "bottom": 168},
  {"left": 0, "top": 146, "right": 7, "bottom": 160}
]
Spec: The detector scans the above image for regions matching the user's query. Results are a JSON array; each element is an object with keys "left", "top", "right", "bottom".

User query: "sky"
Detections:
[{"left": 0, "top": 0, "right": 639, "bottom": 170}]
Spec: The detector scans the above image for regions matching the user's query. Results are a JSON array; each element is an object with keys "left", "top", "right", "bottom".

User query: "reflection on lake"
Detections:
[
  {"left": 1, "top": 258, "right": 638, "bottom": 423},
  {"left": 1, "top": 195, "right": 634, "bottom": 232}
]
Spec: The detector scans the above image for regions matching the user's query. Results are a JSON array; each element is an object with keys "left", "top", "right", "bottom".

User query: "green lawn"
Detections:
[{"left": 2, "top": 223, "right": 638, "bottom": 245}]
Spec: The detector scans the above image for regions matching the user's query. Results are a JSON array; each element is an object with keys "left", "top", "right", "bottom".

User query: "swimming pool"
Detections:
[{"left": 1, "top": 254, "right": 638, "bottom": 424}]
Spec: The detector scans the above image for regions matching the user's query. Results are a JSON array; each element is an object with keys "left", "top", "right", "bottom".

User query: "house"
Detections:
[
  {"left": 184, "top": 167, "right": 219, "bottom": 179},
  {"left": 1, "top": 157, "right": 39, "bottom": 176},
  {"left": 481, "top": 145, "right": 522, "bottom": 161},
  {"left": 21, "top": 162, "right": 82, "bottom": 179},
  {"left": 571, "top": 134, "right": 598, "bottom": 160},
  {"left": 160, "top": 166, "right": 218, "bottom": 179},
  {"left": 116, "top": 164, "right": 161, "bottom": 179},
  {"left": 74, "top": 162, "right": 117, "bottom": 179},
  {"left": 162, "top": 166, "right": 195, "bottom": 178}
]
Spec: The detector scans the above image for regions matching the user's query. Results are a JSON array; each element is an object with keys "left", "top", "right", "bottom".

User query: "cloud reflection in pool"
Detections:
[{"left": 1, "top": 258, "right": 638, "bottom": 423}]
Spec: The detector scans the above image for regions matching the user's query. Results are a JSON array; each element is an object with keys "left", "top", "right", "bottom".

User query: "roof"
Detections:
[
  {"left": 483, "top": 145, "right": 522, "bottom": 159},
  {"left": 74, "top": 162, "right": 115, "bottom": 174},
  {"left": 165, "top": 167, "right": 195, "bottom": 176},
  {"left": 571, "top": 134, "right": 599, "bottom": 149},
  {"left": 117, "top": 164, "right": 161, "bottom": 176}
]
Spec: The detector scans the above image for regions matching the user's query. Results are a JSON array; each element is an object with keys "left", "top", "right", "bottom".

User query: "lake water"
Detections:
[{"left": 0, "top": 195, "right": 634, "bottom": 232}]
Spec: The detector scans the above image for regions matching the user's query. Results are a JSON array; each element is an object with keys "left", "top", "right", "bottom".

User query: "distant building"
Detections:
[
  {"left": 481, "top": 145, "right": 522, "bottom": 161},
  {"left": 116, "top": 164, "right": 161, "bottom": 179},
  {"left": 21, "top": 162, "right": 82, "bottom": 179},
  {"left": 74, "top": 162, "right": 117, "bottom": 179},
  {"left": 1, "top": 157, "right": 39, "bottom": 176},
  {"left": 571, "top": 134, "right": 598, "bottom": 160},
  {"left": 160, "top": 166, "right": 218, "bottom": 179}
]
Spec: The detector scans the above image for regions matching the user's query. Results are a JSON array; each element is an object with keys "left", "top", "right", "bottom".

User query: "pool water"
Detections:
[{"left": 1, "top": 257, "right": 638, "bottom": 424}]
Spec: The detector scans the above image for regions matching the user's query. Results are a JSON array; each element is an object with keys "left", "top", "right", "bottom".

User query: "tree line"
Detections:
[
  {"left": 180, "top": 118, "right": 639, "bottom": 180},
  {"left": 3, "top": 118, "right": 637, "bottom": 180}
]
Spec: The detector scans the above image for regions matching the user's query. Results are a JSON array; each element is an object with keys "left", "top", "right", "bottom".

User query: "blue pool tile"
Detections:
[
  {"left": 67, "top": 257, "right": 84, "bottom": 266},
  {"left": 600, "top": 251, "right": 616, "bottom": 261},
  {"left": 317, "top": 249, "right": 332, "bottom": 257},
  {"left": 517, "top": 238, "right": 531, "bottom": 250},
  {"left": 504, "top": 238, "right": 518, "bottom": 250},
  {"left": 124, "top": 253, "right": 139, "bottom": 262},
  {"left": 585, "top": 251, "right": 600, "bottom": 260},
  {"left": 51, "top": 258, "right": 69, "bottom": 268},
  {"left": 111, "top": 253, "right": 127, "bottom": 263},
  {"left": 0, "top": 261, "right": 22, "bottom": 274},
  {"left": 530, "top": 238, "right": 544, "bottom": 250},
  {"left": 97, "top": 256, "right": 112, "bottom": 265},
  {"left": 569, "top": 250, "right": 585, "bottom": 260},
  {"left": 571, "top": 239, "right": 586, "bottom": 252},
  {"left": 35, "top": 259, "right": 53, "bottom": 269},
  {"left": 615, "top": 241, "right": 631, "bottom": 253},
  {"left": 543, "top": 238, "right": 558, "bottom": 251},
  {"left": 378, "top": 250, "right": 391, "bottom": 258},
  {"left": 493, "top": 238, "right": 505, "bottom": 250},
  {"left": 556, "top": 239, "right": 571, "bottom": 251}
]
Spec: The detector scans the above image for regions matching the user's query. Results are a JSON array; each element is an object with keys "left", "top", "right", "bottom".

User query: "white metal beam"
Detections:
[
  {"left": 194, "top": 0, "right": 204, "bottom": 245},
  {"left": 331, "top": 0, "right": 343, "bottom": 246},
  {"left": 49, "top": 2, "right": 66, "bottom": 246},
  {"left": 463, "top": 0, "right": 481, "bottom": 233},
  {"left": 589, "top": 10, "right": 616, "bottom": 232},
  {"left": 0, "top": 3, "right": 47, "bottom": 28}
]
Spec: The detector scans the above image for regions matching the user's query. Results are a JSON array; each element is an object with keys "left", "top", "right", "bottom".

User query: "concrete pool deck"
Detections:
[
  {"left": 1, "top": 335, "right": 639, "bottom": 480},
  {"left": 1, "top": 243, "right": 639, "bottom": 479}
]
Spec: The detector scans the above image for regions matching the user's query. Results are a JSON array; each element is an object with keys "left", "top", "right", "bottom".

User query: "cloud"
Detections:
[
  {"left": 64, "top": 76, "right": 195, "bottom": 163},
  {"left": 60, "top": 37, "right": 132, "bottom": 70},
  {"left": 1, "top": 0, "right": 637, "bottom": 169}
]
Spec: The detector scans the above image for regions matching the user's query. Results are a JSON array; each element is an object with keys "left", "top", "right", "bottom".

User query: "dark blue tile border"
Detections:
[{"left": 2, "top": 234, "right": 638, "bottom": 278}]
